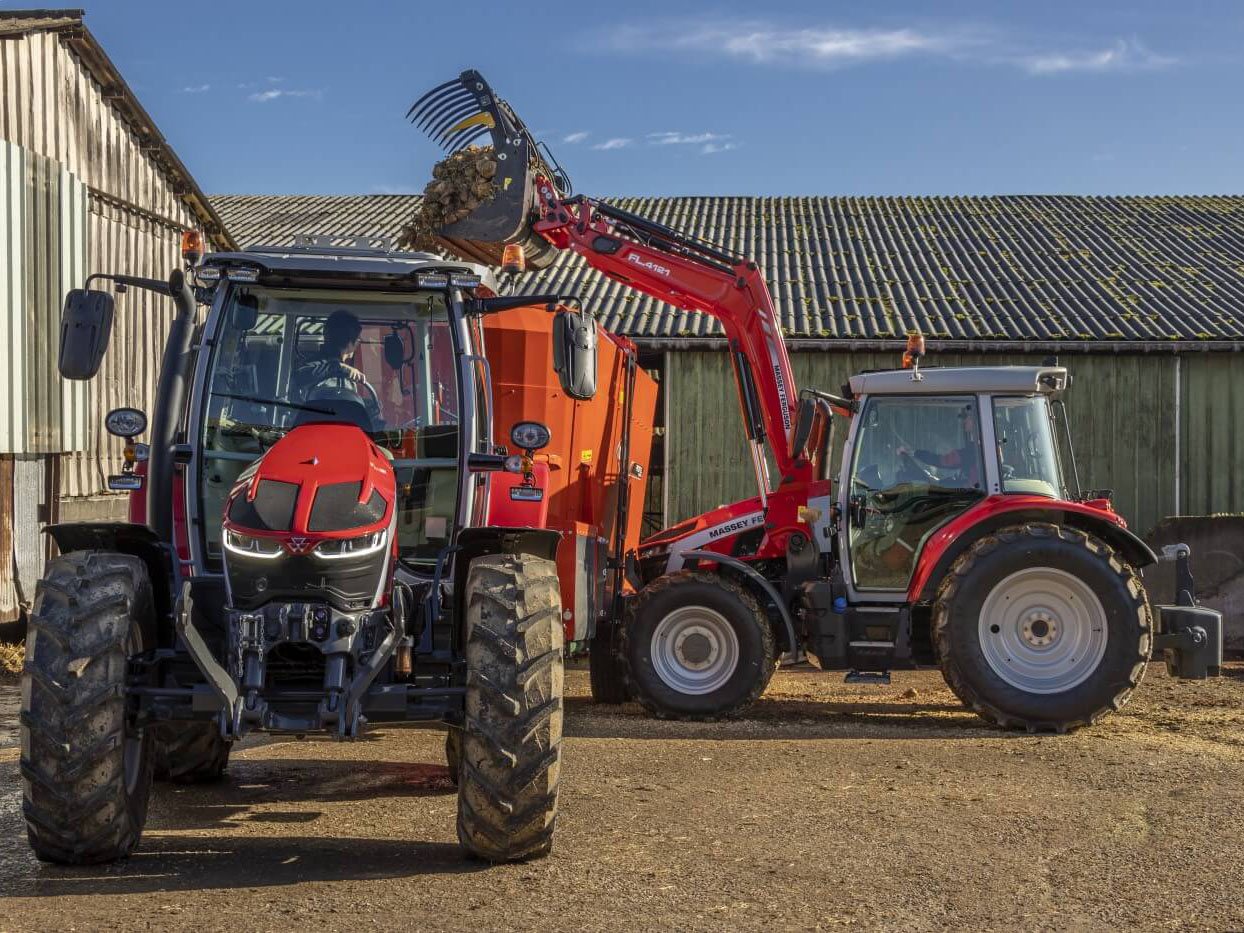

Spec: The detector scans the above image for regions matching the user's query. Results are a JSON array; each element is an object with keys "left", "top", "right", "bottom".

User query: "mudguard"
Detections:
[
  {"left": 908, "top": 496, "right": 1158, "bottom": 604},
  {"left": 44, "top": 521, "right": 179, "bottom": 620}
]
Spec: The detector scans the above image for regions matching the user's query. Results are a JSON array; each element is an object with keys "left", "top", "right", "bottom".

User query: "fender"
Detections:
[
  {"left": 679, "top": 549, "right": 800, "bottom": 660},
  {"left": 908, "top": 496, "right": 1159, "bottom": 604},
  {"left": 44, "top": 521, "right": 180, "bottom": 622},
  {"left": 451, "top": 526, "right": 563, "bottom": 638}
]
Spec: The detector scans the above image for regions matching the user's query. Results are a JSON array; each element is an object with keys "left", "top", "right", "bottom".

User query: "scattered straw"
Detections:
[{"left": 0, "top": 640, "right": 23, "bottom": 676}]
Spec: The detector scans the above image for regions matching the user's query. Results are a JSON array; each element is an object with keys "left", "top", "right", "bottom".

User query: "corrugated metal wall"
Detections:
[
  {"left": 0, "top": 138, "right": 87, "bottom": 454},
  {"left": 1182, "top": 354, "right": 1244, "bottom": 518},
  {"left": 663, "top": 350, "right": 1230, "bottom": 537},
  {"left": 1, "top": 27, "right": 202, "bottom": 498}
]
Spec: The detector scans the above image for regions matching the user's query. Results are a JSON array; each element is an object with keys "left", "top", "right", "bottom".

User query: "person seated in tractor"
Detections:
[
  {"left": 899, "top": 405, "right": 982, "bottom": 488},
  {"left": 292, "top": 309, "right": 383, "bottom": 430}
]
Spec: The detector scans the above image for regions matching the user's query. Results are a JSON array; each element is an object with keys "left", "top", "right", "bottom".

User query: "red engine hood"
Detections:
[{"left": 226, "top": 423, "right": 396, "bottom": 541}]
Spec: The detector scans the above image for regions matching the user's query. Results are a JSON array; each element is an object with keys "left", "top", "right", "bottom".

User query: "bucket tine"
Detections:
[{"left": 406, "top": 77, "right": 466, "bottom": 123}]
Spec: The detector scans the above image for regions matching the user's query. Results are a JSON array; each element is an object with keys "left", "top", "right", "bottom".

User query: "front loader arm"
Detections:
[{"left": 530, "top": 182, "right": 808, "bottom": 488}]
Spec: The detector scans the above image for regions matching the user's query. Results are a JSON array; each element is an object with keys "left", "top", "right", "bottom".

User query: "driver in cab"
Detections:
[
  {"left": 898, "top": 405, "right": 982, "bottom": 488},
  {"left": 292, "top": 310, "right": 383, "bottom": 429}
]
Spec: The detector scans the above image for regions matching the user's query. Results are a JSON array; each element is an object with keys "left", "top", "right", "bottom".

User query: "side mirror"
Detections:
[
  {"left": 552, "top": 308, "right": 597, "bottom": 401},
  {"left": 234, "top": 293, "right": 259, "bottom": 331},
  {"left": 383, "top": 333, "right": 406, "bottom": 371},
  {"left": 58, "top": 289, "right": 115, "bottom": 380}
]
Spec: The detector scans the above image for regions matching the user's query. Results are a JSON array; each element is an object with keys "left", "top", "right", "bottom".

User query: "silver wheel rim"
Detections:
[
  {"left": 650, "top": 606, "right": 739, "bottom": 695},
  {"left": 978, "top": 567, "right": 1108, "bottom": 694}
]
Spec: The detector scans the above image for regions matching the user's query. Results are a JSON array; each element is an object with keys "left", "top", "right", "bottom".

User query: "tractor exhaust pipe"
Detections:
[{"left": 147, "top": 269, "right": 196, "bottom": 545}]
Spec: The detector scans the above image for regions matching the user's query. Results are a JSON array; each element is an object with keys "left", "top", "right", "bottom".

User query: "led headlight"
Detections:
[
  {"left": 223, "top": 529, "right": 284, "bottom": 559},
  {"left": 314, "top": 530, "right": 387, "bottom": 560},
  {"left": 510, "top": 421, "right": 551, "bottom": 451}
]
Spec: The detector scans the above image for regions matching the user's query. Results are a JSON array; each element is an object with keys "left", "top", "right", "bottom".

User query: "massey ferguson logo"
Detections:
[
  {"left": 708, "top": 514, "right": 763, "bottom": 540},
  {"left": 627, "top": 253, "right": 671, "bottom": 277},
  {"left": 287, "top": 537, "right": 311, "bottom": 555}
]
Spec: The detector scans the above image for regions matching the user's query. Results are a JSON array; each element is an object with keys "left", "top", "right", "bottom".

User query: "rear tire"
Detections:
[
  {"left": 457, "top": 553, "right": 562, "bottom": 862},
  {"left": 589, "top": 620, "right": 631, "bottom": 704},
  {"left": 623, "top": 572, "right": 775, "bottom": 720},
  {"left": 20, "top": 551, "right": 156, "bottom": 864},
  {"left": 445, "top": 729, "right": 461, "bottom": 786},
  {"left": 934, "top": 523, "right": 1151, "bottom": 733},
  {"left": 153, "top": 723, "right": 231, "bottom": 784}
]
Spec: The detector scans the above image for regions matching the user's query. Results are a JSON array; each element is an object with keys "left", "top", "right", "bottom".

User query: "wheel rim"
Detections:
[
  {"left": 650, "top": 606, "right": 739, "bottom": 695},
  {"left": 978, "top": 567, "right": 1109, "bottom": 694}
]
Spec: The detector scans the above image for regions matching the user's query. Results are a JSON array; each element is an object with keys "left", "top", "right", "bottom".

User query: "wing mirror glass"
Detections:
[
  {"left": 234, "top": 293, "right": 259, "bottom": 331},
  {"left": 552, "top": 308, "right": 597, "bottom": 401},
  {"left": 58, "top": 289, "right": 115, "bottom": 380},
  {"left": 383, "top": 333, "right": 406, "bottom": 371}
]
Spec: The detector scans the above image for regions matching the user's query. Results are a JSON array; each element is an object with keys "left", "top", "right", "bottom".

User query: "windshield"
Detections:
[
  {"left": 992, "top": 395, "right": 1064, "bottom": 498},
  {"left": 199, "top": 286, "right": 462, "bottom": 565}
]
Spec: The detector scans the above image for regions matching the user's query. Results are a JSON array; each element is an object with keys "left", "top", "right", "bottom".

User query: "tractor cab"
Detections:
[{"left": 840, "top": 365, "right": 1075, "bottom": 596}]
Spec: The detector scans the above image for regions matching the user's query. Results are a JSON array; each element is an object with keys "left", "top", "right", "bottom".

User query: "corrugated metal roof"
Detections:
[{"left": 212, "top": 194, "right": 1244, "bottom": 342}]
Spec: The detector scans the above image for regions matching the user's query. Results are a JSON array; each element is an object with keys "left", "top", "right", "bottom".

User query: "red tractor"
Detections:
[
  {"left": 23, "top": 238, "right": 628, "bottom": 865},
  {"left": 412, "top": 71, "right": 1223, "bottom": 731}
]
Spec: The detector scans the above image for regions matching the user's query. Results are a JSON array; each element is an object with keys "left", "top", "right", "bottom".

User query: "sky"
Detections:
[{"left": 13, "top": 0, "right": 1244, "bottom": 196}]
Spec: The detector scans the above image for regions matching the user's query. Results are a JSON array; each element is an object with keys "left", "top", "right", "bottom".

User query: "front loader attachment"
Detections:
[{"left": 407, "top": 70, "right": 568, "bottom": 269}]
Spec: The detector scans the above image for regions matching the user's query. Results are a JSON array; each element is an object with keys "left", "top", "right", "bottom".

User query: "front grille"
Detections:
[
  {"left": 308, "top": 481, "right": 386, "bottom": 531},
  {"left": 230, "top": 478, "right": 298, "bottom": 531}
]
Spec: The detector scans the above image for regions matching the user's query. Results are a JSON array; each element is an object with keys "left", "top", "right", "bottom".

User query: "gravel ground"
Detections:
[{"left": 1, "top": 662, "right": 1243, "bottom": 932}]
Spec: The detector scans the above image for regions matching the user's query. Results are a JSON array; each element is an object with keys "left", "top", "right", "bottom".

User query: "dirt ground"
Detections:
[{"left": 1, "top": 662, "right": 1243, "bottom": 932}]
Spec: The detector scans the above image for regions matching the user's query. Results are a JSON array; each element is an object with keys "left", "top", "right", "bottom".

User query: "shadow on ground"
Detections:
[
  {"left": 12, "top": 835, "right": 482, "bottom": 897},
  {"left": 146, "top": 758, "right": 456, "bottom": 832},
  {"left": 562, "top": 694, "right": 1000, "bottom": 740}
]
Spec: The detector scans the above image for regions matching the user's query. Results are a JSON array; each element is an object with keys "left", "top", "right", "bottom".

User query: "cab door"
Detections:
[{"left": 840, "top": 395, "right": 989, "bottom": 593}]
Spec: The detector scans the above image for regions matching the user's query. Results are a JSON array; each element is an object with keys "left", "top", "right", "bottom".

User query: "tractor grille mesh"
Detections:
[
  {"left": 308, "top": 481, "right": 386, "bottom": 532},
  {"left": 228, "top": 479, "right": 298, "bottom": 532}
]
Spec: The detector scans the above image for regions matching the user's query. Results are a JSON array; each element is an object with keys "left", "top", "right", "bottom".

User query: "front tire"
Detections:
[
  {"left": 934, "top": 523, "right": 1151, "bottom": 733},
  {"left": 153, "top": 723, "right": 231, "bottom": 784},
  {"left": 623, "top": 572, "right": 775, "bottom": 720},
  {"left": 457, "top": 553, "right": 562, "bottom": 862},
  {"left": 21, "top": 551, "right": 156, "bottom": 864}
]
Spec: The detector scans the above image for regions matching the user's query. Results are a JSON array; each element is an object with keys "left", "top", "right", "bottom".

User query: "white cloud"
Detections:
[
  {"left": 604, "top": 22, "right": 965, "bottom": 67},
  {"left": 180, "top": 84, "right": 211, "bottom": 94},
  {"left": 647, "top": 131, "right": 730, "bottom": 146},
  {"left": 1019, "top": 38, "right": 1175, "bottom": 75},
  {"left": 592, "top": 137, "right": 632, "bottom": 150},
  {"left": 701, "top": 141, "right": 738, "bottom": 155},
  {"left": 249, "top": 88, "right": 322, "bottom": 103},
  {"left": 595, "top": 19, "right": 1176, "bottom": 76},
  {"left": 563, "top": 131, "right": 589, "bottom": 144}
]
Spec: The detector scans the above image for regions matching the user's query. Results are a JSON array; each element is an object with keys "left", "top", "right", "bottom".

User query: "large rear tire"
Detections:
[
  {"left": 934, "top": 523, "right": 1151, "bottom": 733},
  {"left": 457, "top": 553, "right": 562, "bottom": 862},
  {"left": 588, "top": 620, "right": 630, "bottom": 704},
  {"left": 21, "top": 551, "right": 156, "bottom": 864},
  {"left": 153, "top": 723, "right": 231, "bottom": 784},
  {"left": 623, "top": 571, "right": 775, "bottom": 720}
]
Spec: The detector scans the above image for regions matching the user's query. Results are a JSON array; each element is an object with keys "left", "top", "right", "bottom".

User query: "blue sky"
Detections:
[{"left": 19, "top": 0, "right": 1244, "bottom": 196}]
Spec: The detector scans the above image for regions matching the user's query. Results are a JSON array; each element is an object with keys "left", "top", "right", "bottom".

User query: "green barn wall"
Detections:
[{"left": 662, "top": 350, "right": 1224, "bottom": 537}]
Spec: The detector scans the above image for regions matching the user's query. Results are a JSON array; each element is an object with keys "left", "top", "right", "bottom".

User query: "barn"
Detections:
[
  {"left": 213, "top": 194, "right": 1244, "bottom": 541},
  {"left": 0, "top": 9, "right": 233, "bottom": 625}
]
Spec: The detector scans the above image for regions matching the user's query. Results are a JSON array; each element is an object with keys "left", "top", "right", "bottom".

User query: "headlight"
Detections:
[
  {"left": 314, "top": 530, "right": 387, "bottom": 560},
  {"left": 105, "top": 407, "right": 147, "bottom": 438},
  {"left": 223, "top": 529, "right": 284, "bottom": 559},
  {"left": 510, "top": 421, "right": 551, "bottom": 451}
]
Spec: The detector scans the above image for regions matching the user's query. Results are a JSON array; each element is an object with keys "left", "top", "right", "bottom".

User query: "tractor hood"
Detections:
[
  {"left": 637, "top": 496, "right": 768, "bottom": 575},
  {"left": 221, "top": 423, "right": 397, "bottom": 611}
]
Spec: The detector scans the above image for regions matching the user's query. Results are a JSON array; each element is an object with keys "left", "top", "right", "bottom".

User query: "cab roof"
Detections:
[
  {"left": 849, "top": 365, "right": 1069, "bottom": 396},
  {"left": 202, "top": 240, "right": 498, "bottom": 292}
]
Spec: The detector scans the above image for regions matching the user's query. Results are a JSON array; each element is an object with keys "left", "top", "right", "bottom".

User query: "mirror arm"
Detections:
[
  {"left": 468, "top": 293, "right": 582, "bottom": 316},
  {"left": 85, "top": 272, "right": 174, "bottom": 297}
]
